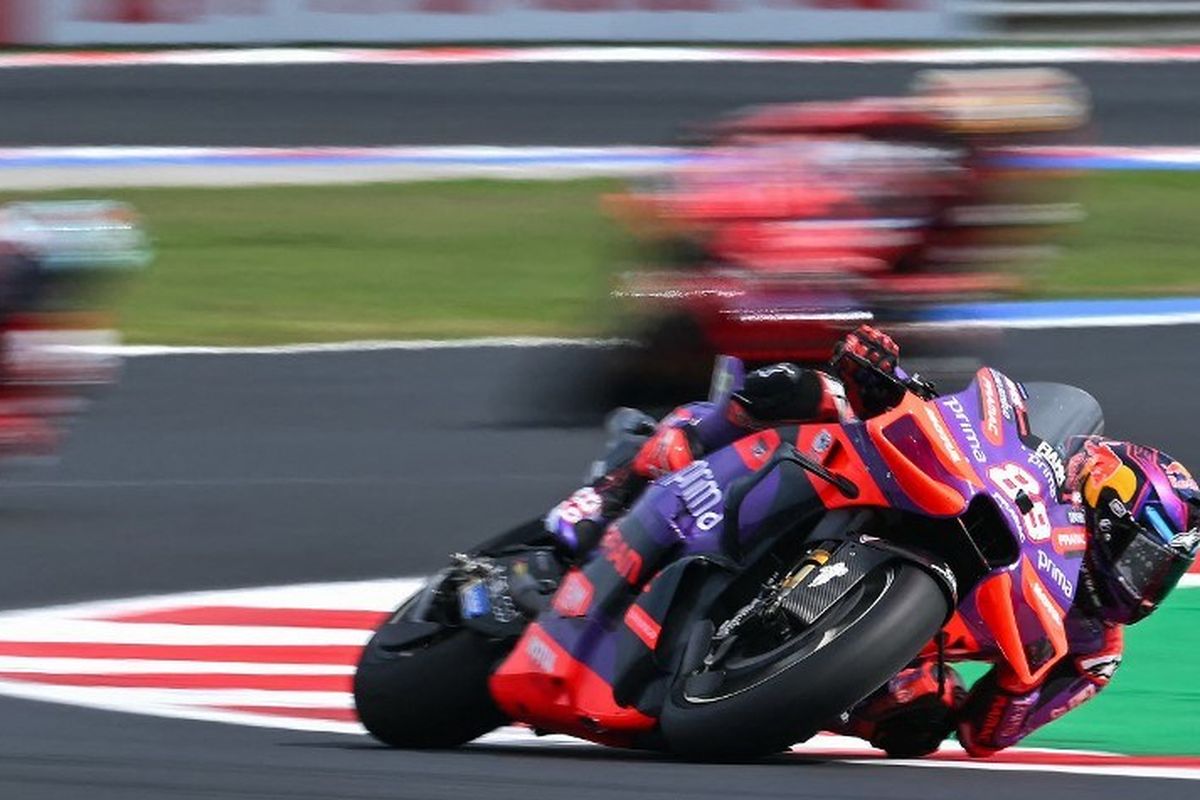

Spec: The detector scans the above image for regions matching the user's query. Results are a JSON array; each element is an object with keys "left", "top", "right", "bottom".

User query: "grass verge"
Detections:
[{"left": 2, "top": 170, "right": 1197, "bottom": 345}]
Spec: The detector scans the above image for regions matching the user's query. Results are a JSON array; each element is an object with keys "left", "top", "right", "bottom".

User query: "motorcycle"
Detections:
[
  {"left": 601, "top": 68, "right": 1089, "bottom": 400},
  {"left": 0, "top": 201, "right": 148, "bottom": 460},
  {"left": 354, "top": 355, "right": 1103, "bottom": 758}
]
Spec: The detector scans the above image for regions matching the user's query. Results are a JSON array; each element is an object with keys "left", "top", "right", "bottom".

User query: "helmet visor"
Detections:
[{"left": 1113, "top": 524, "right": 1197, "bottom": 622}]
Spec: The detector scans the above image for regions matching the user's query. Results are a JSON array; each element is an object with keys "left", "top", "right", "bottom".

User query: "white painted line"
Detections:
[
  {"left": 0, "top": 678, "right": 366, "bottom": 735},
  {"left": 473, "top": 726, "right": 1200, "bottom": 780},
  {"left": 53, "top": 337, "right": 622, "bottom": 358},
  {"left": 0, "top": 657, "right": 357, "bottom": 675},
  {"left": 48, "top": 305, "right": 1200, "bottom": 360},
  {"left": 0, "top": 145, "right": 687, "bottom": 189},
  {"left": 840, "top": 757, "right": 1200, "bottom": 782},
  {"left": 7, "top": 45, "right": 1200, "bottom": 69},
  {"left": 0, "top": 620, "right": 373, "bottom": 646},
  {"left": 919, "top": 312, "right": 1200, "bottom": 330},
  {"left": 0, "top": 578, "right": 421, "bottom": 620},
  {"left": 5, "top": 144, "right": 1200, "bottom": 190},
  {"left": 0, "top": 145, "right": 686, "bottom": 162},
  {"left": 0, "top": 684, "right": 354, "bottom": 709}
]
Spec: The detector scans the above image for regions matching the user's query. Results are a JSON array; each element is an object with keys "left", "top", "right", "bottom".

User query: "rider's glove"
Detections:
[
  {"left": 545, "top": 467, "right": 646, "bottom": 557},
  {"left": 545, "top": 486, "right": 610, "bottom": 557},
  {"left": 831, "top": 324, "right": 905, "bottom": 418},
  {"left": 632, "top": 426, "right": 695, "bottom": 479},
  {"left": 835, "top": 324, "right": 900, "bottom": 374}
]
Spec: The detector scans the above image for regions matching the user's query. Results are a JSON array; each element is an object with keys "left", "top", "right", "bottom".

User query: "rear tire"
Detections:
[
  {"left": 353, "top": 626, "right": 510, "bottom": 749},
  {"left": 660, "top": 562, "right": 948, "bottom": 760}
]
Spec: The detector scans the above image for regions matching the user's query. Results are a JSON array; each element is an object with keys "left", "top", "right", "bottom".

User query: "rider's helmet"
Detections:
[{"left": 1070, "top": 439, "right": 1200, "bottom": 624}]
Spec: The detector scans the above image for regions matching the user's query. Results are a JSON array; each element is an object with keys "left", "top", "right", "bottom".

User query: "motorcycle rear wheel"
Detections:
[
  {"left": 660, "top": 561, "right": 948, "bottom": 760},
  {"left": 354, "top": 623, "right": 510, "bottom": 749}
]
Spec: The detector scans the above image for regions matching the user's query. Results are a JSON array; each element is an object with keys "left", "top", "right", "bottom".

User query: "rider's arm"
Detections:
[
  {"left": 956, "top": 622, "right": 1124, "bottom": 757},
  {"left": 632, "top": 366, "right": 851, "bottom": 478},
  {"left": 549, "top": 325, "right": 906, "bottom": 551},
  {"left": 636, "top": 323, "right": 908, "bottom": 477}
]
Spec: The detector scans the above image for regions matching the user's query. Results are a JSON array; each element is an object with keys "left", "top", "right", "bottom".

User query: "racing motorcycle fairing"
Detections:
[{"left": 489, "top": 361, "right": 1100, "bottom": 742}]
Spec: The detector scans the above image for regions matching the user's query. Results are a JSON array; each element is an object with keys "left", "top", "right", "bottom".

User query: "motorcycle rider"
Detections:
[{"left": 545, "top": 325, "right": 1200, "bottom": 758}]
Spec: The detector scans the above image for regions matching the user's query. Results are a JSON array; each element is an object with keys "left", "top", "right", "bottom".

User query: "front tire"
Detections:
[
  {"left": 354, "top": 625, "right": 510, "bottom": 748},
  {"left": 660, "top": 561, "right": 948, "bottom": 760}
]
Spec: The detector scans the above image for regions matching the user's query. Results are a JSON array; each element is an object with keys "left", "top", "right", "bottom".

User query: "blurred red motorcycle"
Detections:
[
  {"left": 0, "top": 201, "right": 147, "bottom": 460},
  {"left": 605, "top": 68, "right": 1089, "bottom": 391}
]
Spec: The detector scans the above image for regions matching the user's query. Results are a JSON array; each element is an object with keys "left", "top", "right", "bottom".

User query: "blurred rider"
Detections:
[{"left": 545, "top": 325, "right": 1200, "bottom": 758}]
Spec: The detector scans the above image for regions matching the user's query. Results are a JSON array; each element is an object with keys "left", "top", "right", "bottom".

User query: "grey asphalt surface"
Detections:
[
  {"left": 0, "top": 329, "right": 1196, "bottom": 798},
  {"left": 0, "top": 61, "right": 1196, "bottom": 146}
]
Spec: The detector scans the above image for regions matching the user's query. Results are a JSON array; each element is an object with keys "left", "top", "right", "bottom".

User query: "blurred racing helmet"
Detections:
[{"left": 1070, "top": 439, "right": 1200, "bottom": 624}]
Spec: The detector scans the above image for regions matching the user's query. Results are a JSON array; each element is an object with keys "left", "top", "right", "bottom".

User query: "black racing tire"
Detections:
[
  {"left": 353, "top": 625, "right": 510, "bottom": 749},
  {"left": 660, "top": 561, "right": 948, "bottom": 760}
]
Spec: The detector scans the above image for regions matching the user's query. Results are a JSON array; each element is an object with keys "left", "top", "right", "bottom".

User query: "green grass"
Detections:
[
  {"left": 5, "top": 171, "right": 1199, "bottom": 345},
  {"left": 0, "top": 180, "right": 619, "bottom": 345},
  {"left": 1038, "top": 171, "right": 1200, "bottom": 298}
]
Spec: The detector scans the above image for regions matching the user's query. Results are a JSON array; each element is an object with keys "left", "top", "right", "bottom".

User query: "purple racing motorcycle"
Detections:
[{"left": 354, "top": 357, "right": 1103, "bottom": 758}]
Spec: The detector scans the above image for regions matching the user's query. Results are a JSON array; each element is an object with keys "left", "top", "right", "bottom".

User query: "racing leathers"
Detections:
[{"left": 544, "top": 325, "right": 1126, "bottom": 758}]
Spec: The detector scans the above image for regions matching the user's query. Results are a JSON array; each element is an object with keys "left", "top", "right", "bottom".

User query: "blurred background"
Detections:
[{"left": 0, "top": 2, "right": 1196, "bottom": 798}]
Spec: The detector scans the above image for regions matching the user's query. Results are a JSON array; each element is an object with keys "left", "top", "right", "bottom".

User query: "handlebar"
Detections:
[{"left": 831, "top": 350, "right": 938, "bottom": 404}]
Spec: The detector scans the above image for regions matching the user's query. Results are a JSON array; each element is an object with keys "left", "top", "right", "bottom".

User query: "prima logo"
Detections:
[
  {"left": 662, "top": 460, "right": 724, "bottom": 532},
  {"left": 941, "top": 397, "right": 987, "bottom": 463},
  {"left": 1036, "top": 549, "right": 1075, "bottom": 597}
]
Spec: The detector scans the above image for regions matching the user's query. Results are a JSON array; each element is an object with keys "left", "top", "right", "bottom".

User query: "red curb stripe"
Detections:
[
  {"left": 96, "top": 606, "right": 390, "bottom": 630},
  {"left": 0, "top": 671, "right": 353, "bottom": 691},
  {"left": 0, "top": 642, "right": 363, "bottom": 664}
]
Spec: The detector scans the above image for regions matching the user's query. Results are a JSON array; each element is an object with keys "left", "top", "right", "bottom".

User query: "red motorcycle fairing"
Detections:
[
  {"left": 488, "top": 618, "right": 656, "bottom": 746},
  {"left": 490, "top": 553, "right": 725, "bottom": 745}
]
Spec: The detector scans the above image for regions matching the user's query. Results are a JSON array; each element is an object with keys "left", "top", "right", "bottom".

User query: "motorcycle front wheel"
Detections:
[{"left": 660, "top": 560, "right": 948, "bottom": 760}]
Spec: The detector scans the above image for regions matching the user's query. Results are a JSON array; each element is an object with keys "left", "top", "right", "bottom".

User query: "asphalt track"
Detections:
[
  {"left": 0, "top": 327, "right": 1197, "bottom": 799},
  {"left": 1, "top": 61, "right": 1198, "bottom": 146}
]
